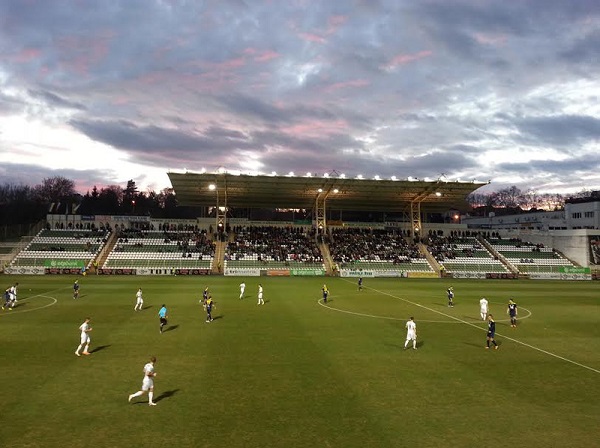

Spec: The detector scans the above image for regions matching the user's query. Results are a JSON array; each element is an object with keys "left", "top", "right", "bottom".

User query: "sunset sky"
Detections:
[{"left": 0, "top": 0, "right": 599, "bottom": 195}]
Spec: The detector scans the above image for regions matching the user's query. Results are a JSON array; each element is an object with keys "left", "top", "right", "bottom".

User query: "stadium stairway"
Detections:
[
  {"left": 477, "top": 235, "right": 519, "bottom": 274},
  {"left": 419, "top": 243, "right": 443, "bottom": 277},
  {"left": 95, "top": 231, "right": 118, "bottom": 269},
  {"left": 319, "top": 242, "right": 336, "bottom": 276},
  {"left": 212, "top": 240, "right": 226, "bottom": 274}
]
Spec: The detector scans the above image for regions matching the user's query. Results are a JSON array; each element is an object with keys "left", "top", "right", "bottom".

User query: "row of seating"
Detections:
[
  {"left": 106, "top": 252, "right": 213, "bottom": 261},
  {"left": 104, "top": 259, "right": 213, "bottom": 269}
]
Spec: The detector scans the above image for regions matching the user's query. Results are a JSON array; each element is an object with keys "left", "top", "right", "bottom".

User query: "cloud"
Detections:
[
  {"left": 0, "top": 0, "right": 599, "bottom": 194},
  {"left": 28, "top": 89, "right": 86, "bottom": 110},
  {"left": 515, "top": 115, "right": 600, "bottom": 146}
]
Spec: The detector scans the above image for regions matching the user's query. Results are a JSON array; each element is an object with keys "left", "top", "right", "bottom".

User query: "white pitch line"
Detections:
[
  {"left": 358, "top": 283, "right": 600, "bottom": 375},
  {"left": 0, "top": 295, "right": 57, "bottom": 316},
  {"left": 319, "top": 295, "right": 531, "bottom": 323}
]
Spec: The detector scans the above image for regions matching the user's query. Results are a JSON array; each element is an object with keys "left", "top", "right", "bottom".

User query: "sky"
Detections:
[{"left": 0, "top": 0, "right": 599, "bottom": 196}]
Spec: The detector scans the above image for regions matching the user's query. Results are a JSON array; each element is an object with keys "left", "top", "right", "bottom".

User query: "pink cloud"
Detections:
[
  {"left": 254, "top": 50, "right": 280, "bottom": 62},
  {"left": 298, "top": 32, "right": 327, "bottom": 44},
  {"left": 13, "top": 47, "right": 41, "bottom": 63},
  {"left": 326, "top": 15, "right": 348, "bottom": 34},
  {"left": 208, "top": 57, "right": 246, "bottom": 70},
  {"left": 323, "top": 79, "right": 370, "bottom": 93},
  {"left": 281, "top": 118, "right": 349, "bottom": 138},
  {"left": 242, "top": 47, "right": 280, "bottom": 62},
  {"left": 54, "top": 31, "right": 113, "bottom": 75},
  {"left": 384, "top": 50, "right": 433, "bottom": 70},
  {"left": 474, "top": 32, "right": 508, "bottom": 46}
]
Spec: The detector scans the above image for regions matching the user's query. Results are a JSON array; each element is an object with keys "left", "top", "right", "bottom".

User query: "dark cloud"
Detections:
[
  {"left": 515, "top": 115, "right": 600, "bottom": 146},
  {"left": 0, "top": 162, "right": 116, "bottom": 191},
  {"left": 497, "top": 157, "right": 600, "bottom": 174},
  {"left": 69, "top": 119, "right": 248, "bottom": 153},
  {"left": 28, "top": 89, "right": 86, "bottom": 110}
]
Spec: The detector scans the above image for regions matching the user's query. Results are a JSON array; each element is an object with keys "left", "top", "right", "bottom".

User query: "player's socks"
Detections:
[{"left": 148, "top": 392, "right": 154, "bottom": 404}]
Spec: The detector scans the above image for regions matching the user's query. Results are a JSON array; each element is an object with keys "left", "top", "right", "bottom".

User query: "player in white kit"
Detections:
[
  {"left": 404, "top": 317, "right": 417, "bottom": 350},
  {"left": 134, "top": 288, "right": 144, "bottom": 311},
  {"left": 128, "top": 357, "right": 157, "bottom": 406},
  {"left": 75, "top": 317, "right": 92, "bottom": 356},
  {"left": 257, "top": 284, "right": 264, "bottom": 305},
  {"left": 479, "top": 297, "right": 489, "bottom": 320},
  {"left": 239, "top": 282, "right": 246, "bottom": 299}
]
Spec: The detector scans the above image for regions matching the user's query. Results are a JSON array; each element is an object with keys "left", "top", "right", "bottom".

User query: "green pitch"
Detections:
[{"left": 1, "top": 275, "right": 598, "bottom": 448}]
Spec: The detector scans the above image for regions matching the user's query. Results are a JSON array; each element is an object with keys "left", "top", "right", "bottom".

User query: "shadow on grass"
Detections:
[
  {"left": 211, "top": 315, "right": 223, "bottom": 321},
  {"left": 155, "top": 389, "right": 180, "bottom": 403},
  {"left": 90, "top": 344, "right": 111, "bottom": 353},
  {"left": 164, "top": 324, "right": 179, "bottom": 332},
  {"left": 143, "top": 305, "right": 153, "bottom": 310}
]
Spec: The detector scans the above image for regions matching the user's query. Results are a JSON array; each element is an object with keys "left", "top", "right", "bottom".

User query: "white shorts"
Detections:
[
  {"left": 142, "top": 377, "right": 154, "bottom": 391},
  {"left": 136, "top": 298, "right": 144, "bottom": 306},
  {"left": 258, "top": 293, "right": 263, "bottom": 299},
  {"left": 480, "top": 308, "right": 488, "bottom": 314},
  {"left": 406, "top": 331, "right": 416, "bottom": 341},
  {"left": 80, "top": 334, "right": 90, "bottom": 344}
]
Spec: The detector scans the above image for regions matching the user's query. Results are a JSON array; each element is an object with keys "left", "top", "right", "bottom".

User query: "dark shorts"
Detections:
[
  {"left": 487, "top": 331, "right": 495, "bottom": 338},
  {"left": 160, "top": 317, "right": 168, "bottom": 325}
]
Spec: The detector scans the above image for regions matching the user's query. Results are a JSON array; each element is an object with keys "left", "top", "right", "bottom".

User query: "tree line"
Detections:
[{"left": 0, "top": 176, "right": 202, "bottom": 227}]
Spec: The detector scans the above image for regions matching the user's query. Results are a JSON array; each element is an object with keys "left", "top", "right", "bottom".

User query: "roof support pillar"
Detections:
[
  {"left": 214, "top": 185, "right": 227, "bottom": 234},
  {"left": 315, "top": 193, "right": 327, "bottom": 234},
  {"left": 410, "top": 200, "right": 422, "bottom": 239}
]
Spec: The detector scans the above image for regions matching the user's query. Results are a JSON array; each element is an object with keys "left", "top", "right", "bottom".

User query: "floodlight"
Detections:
[
  {"left": 333, "top": 188, "right": 339, "bottom": 194},
  {"left": 208, "top": 184, "right": 216, "bottom": 191}
]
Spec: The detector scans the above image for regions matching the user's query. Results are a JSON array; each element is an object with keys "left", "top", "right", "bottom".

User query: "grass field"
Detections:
[{"left": 1, "top": 275, "right": 599, "bottom": 448}]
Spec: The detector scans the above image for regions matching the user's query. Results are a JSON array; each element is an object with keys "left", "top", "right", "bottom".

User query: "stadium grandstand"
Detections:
[{"left": 2, "top": 171, "right": 598, "bottom": 280}]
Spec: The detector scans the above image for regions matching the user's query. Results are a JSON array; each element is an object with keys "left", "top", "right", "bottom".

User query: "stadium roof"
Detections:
[{"left": 168, "top": 171, "right": 487, "bottom": 213}]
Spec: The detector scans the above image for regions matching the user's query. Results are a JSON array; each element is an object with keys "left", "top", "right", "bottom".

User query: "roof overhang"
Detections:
[{"left": 168, "top": 172, "right": 487, "bottom": 213}]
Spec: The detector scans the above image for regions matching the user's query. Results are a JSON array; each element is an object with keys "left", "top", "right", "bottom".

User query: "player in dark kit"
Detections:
[
  {"left": 358, "top": 277, "right": 363, "bottom": 291},
  {"left": 205, "top": 296, "right": 215, "bottom": 323},
  {"left": 447, "top": 286, "right": 454, "bottom": 307},
  {"left": 73, "top": 280, "right": 80, "bottom": 299},
  {"left": 486, "top": 314, "right": 499, "bottom": 350},
  {"left": 201, "top": 286, "right": 209, "bottom": 304},
  {"left": 322, "top": 284, "right": 329, "bottom": 303},
  {"left": 507, "top": 299, "right": 518, "bottom": 328}
]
